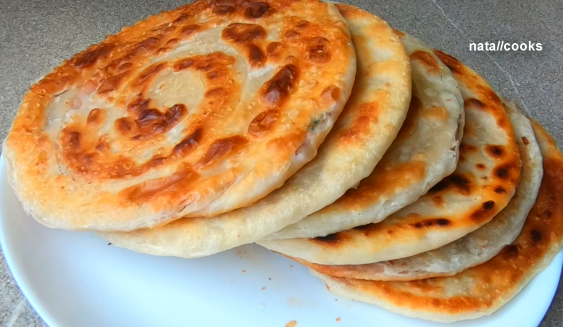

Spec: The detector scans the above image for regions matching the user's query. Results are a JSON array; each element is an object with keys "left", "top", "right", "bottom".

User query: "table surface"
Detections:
[{"left": 1, "top": 0, "right": 562, "bottom": 326}]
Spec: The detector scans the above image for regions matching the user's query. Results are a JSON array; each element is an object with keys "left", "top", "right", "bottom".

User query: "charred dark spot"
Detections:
[
  {"left": 522, "top": 137, "right": 530, "bottom": 145},
  {"left": 504, "top": 245, "right": 519, "bottom": 258},
  {"left": 530, "top": 230, "right": 543, "bottom": 243},
  {"left": 137, "top": 109, "right": 161, "bottom": 126},
  {"left": 74, "top": 43, "right": 115, "bottom": 68},
  {"left": 262, "top": 64, "right": 299, "bottom": 107},
  {"left": 543, "top": 209, "right": 552, "bottom": 219},
  {"left": 411, "top": 218, "right": 451, "bottom": 229},
  {"left": 429, "top": 174, "right": 472, "bottom": 194},
  {"left": 483, "top": 201, "right": 495, "bottom": 210},
  {"left": 314, "top": 233, "right": 340, "bottom": 243},
  {"left": 494, "top": 186, "right": 506, "bottom": 194},
  {"left": 165, "top": 104, "right": 187, "bottom": 122},
  {"left": 437, "top": 219, "right": 450, "bottom": 226},
  {"left": 127, "top": 96, "right": 151, "bottom": 116},
  {"left": 173, "top": 128, "right": 203, "bottom": 157},
  {"left": 476, "top": 163, "right": 486, "bottom": 170},
  {"left": 495, "top": 167, "right": 509, "bottom": 179},
  {"left": 352, "top": 224, "right": 373, "bottom": 231},
  {"left": 486, "top": 145, "right": 505, "bottom": 158},
  {"left": 464, "top": 98, "right": 485, "bottom": 109},
  {"left": 245, "top": 1, "right": 270, "bottom": 18}
]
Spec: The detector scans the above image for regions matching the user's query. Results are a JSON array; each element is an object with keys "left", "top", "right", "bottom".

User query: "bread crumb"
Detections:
[
  {"left": 262, "top": 287, "right": 266, "bottom": 290},
  {"left": 336, "top": 317, "right": 341, "bottom": 322},
  {"left": 241, "top": 270, "right": 246, "bottom": 273},
  {"left": 285, "top": 320, "right": 297, "bottom": 327}
]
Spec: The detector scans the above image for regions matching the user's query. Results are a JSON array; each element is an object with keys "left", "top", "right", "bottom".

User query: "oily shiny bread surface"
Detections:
[
  {"left": 310, "top": 121, "right": 563, "bottom": 323},
  {"left": 293, "top": 101, "right": 542, "bottom": 280},
  {"left": 4, "top": 0, "right": 357, "bottom": 231},
  {"left": 259, "top": 50, "right": 521, "bottom": 265},
  {"left": 265, "top": 30, "right": 464, "bottom": 240},
  {"left": 99, "top": 4, "right": 412, "bottom": 258}
]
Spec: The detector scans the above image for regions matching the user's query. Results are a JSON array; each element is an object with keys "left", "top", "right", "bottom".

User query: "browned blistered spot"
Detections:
[
  {"left": 205, "top": 87, "right": 227, "bottom": 97},
  {"left": 134, "top": 63, "right": 166, "bottom": 87},
  {"left": 543, "top": 209, "right": 552, "bottom": 219},
  {"left": 121, "top": 164, "right": 200, "bottom": 203},
  {"left": 313, "top": 233, "right": 341, "bottom": 243},
  {"left": 409, "top": 50, "right": 439, "bottom": 73},
  {"left": 267, "top": 42, "right": 282, "bottom": 55},
  {"left": 495, "top": 166, "right": 509, "bottom": 179},
  {"left": 245, "top": 1, "right": 270, "bottom": 18},
  {"left": 320, "top": 86, "right": 341, "bottom": 104},
  {"left": 460, "top": 143, "right": 477, "bottom": 153},
  {"left": 181, "top": 24, "right": 201, "bottom": 38},
  {"left": 98, "top": 72, "right": 129, "bottom": 94},
  {"left": 64, "top": 130, "right": 81, "bottom": 150},
  {"left": 166, "top": 38, "right": 180, "bottom": 47},
  {"left": 464, "top": 98, "right": 485, "bottom": 110},
  {"left": 476, "top": 163, "right": 486, "bottom": 170},
  {"left": 284, "top": 30, "right": 300, "bottom": 40},
  {"left": 522, "top": 136, "right": 530, "bottom": 145},
  {"left": 223, "top": 23, "right": 266, "bottom": 43},
  {"left": 434, "top": 49, "right": 462, "bottom": 74},
  {"left": 530, "top": 229, "right": 543, "bottom": 243},
  {"left": 173, "top": 13, "right": 190, "bottom": 24},
  {"left": 503, "top": 244, "right": 520, "bottom": 259},
  {"left": 115, "top": 117, "right": 137, "bottom": 136},
  {"left": 429, "top": 174, "right": 472, "bottom": 195},
  {"left": 174, "top": 58, "right": 194, "bottom": 71},
  {"left": 262, "top": 64, "right": 299, "bottom": 107},
  {"left": 432, "top": 196, "right": 445, "bottom": 207},
  {"left": 132, "top": 104, "right": 187, "bottom": 139},
  {"left": 470, "top": 201, "right": 496, "bottom": 222},
  {"left": 247, "top": 44, "right": 266, "bottom": 66},
  {"left": 248, "top": 109, "right": 280, "bottom": 138},
  {"left": 213, "top": 4, "right": 234, "bottom": 15},
  {"left": 197, "top": 135, "right": 248, "bottom": 168},
  {"left": 411, "top": 218, "right": 451, "bottom": 229},
  {"left": 173, "top": 128, "right": 203, "bottom": 157},
  {"left": 486, "top": 145, "right": 505, "bottom": 158},
  {"left": 495, "top": 186, "right": 506, "bottom": 194},
  {"left": 87, "top": 108, "right": 105, "bottom": 126},
  {"left": 305, "top": 37, "right": 331, "bottom": 64},
  {"left": 296, "top": 20, "right": 310, "bottom": 29},
  {"left": 73, "top": 43, "right": 115, "bottom": 68}
]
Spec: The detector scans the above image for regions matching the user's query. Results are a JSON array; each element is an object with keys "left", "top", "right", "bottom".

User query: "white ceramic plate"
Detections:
[{"left": 0, "top": 156, "right": 561, "bottom": 327}]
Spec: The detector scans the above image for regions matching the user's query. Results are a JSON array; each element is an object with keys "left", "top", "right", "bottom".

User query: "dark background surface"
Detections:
[{"left": 0, "top": 0, "right": 562, "bottom": 325}]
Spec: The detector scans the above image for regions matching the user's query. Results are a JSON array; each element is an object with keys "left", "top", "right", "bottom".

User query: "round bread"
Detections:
[
  {"left": 309, "top": 121, "right": 563, "bottom": 323},
  {"left": 259, "top": 50, "right": 522, "bottom": 265},
  {"left": 98, "top": 4, "right": 412, "bottom": 258},
  {"left": 293, "top": 101, "right": 542, "bottom": 280},
  {"left": 264, "top": 30, "right": 464, "bottom": 240},
  {"left": 4, "top": 0, "right": 357, "bottom": 231}
]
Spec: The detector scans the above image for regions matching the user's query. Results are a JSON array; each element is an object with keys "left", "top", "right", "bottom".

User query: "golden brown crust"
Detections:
[
  {"left": 259, "top": 50, "right": 520, "bottom": 265},
  {"left": 309, "top": 121, "right": 563, "bottom": 323},
  {"left": 5, "top": 0, "right": 356, "bottom": 231},
  {"left": 99, "top": 4, "right": 412, "bottom": 258}
]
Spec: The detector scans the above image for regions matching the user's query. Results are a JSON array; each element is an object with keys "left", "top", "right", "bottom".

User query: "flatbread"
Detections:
[
  {"left": 264, "top": 29, "right": 464, "bottom": 240},
  {"left": 98, "top": 4, "right": 412, "bottom": 257},
  {"left": 259, "top": 50, "right": 522, "bottom": 265},
  {"left": 294, "top": 101, "right": 542, "bottom": 280},
  {"left": 309, "top": 121, "right": 563, "bottom": 323},
  {"left": 4, "top": 0, "right": 357, "bottom": 231}
]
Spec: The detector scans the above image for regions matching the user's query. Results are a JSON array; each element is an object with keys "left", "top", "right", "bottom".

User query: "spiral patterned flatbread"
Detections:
[{"left": 4, "top": 0, "right": 357, "bottom": 231}]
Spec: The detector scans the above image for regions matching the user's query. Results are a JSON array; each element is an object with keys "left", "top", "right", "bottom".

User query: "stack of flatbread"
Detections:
[{"left": 4, "top": 0, "right": 563, "bottom": 323}]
